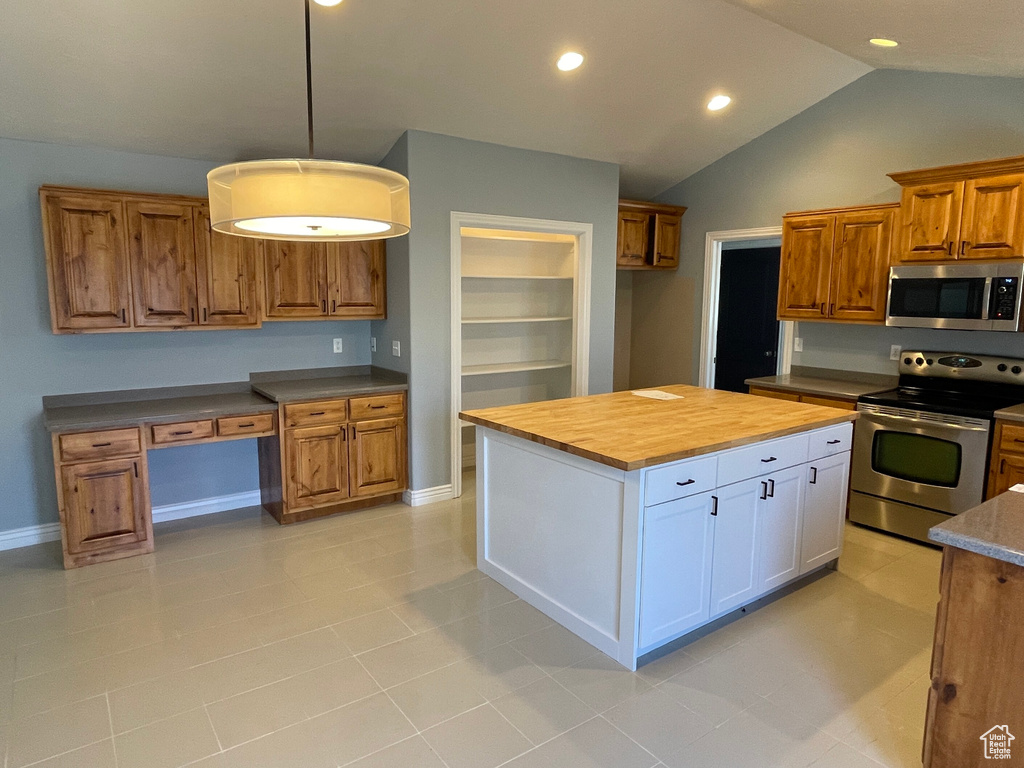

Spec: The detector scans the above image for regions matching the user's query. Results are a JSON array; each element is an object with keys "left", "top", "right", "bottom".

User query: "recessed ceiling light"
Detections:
[
  {"left": 707, "top": 94, "right": 732, "bottom": 111},
  {"left": 869, "top": 38, "right": 899, "bottom": 47},
  {"left": 314, "top": 0, "right": 344, "bottom": 6},
  {"left": 557, "top": 52, "right": 585, "bottom": 72}
]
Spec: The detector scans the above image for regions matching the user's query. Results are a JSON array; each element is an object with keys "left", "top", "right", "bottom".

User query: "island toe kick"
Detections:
[{"left": 474, "top": 421, "right": 853, "bottom": 670}]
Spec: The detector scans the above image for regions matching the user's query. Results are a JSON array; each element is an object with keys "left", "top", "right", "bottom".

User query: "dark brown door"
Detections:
[
  {"left": 830, "top": 207, "right": 894, "bottom": 322},
  {"left": 778, "top": 215, "right": 834, "bottom": 319},
  {"left": 127, "top": 200, "right": 198, "bottom": 327},
  {"left": 42, "top": 192, "right": 131, "bottom": 331},
  {"left": 331, "top": 241, "right": 385, "bottom": 317},
  {"left": 284, "top": 425, "right": 349, "bottom": 509},
  {"left": 60, "top": 458, "right": 148, "bottom": 554},
  {"left": 349, "top": 418, "right": 405, "bottom": 497},
  {"left": 264, "top": 241, "right": 328, "bottom": 318},
  {"left": 193, "top": 206, "right": 261, "bottom": 327},
  {"left": 894, "top": 181, "right": 965, "bottom": 262}
]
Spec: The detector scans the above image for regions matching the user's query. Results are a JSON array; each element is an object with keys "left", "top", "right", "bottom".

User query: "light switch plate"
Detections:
[
  {"left": 794, "top": 337, "right": 803, "bottom": 352},
  {"left": 333, "top": 338, "right": 343, "bottom": 354},
  {"left": 890, "top": 344, "right": 902, "bottom": 361},
  {"left": 392, "top": 340, "right": 401, "bottom": 357},
  {"left": 370, "top": 337, "right": 377, "bottom": 353}
]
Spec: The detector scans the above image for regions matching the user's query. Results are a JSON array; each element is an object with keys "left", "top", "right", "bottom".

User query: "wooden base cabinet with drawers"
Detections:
[
  {"left": 988, "top": 420, "right": 1024, "bottom": 498},
  {"left": 748, "top": 387, "right": 858, "bottom": 411},
  {"left": 262, "top": 392, "right": 407, "bottom": 524}
]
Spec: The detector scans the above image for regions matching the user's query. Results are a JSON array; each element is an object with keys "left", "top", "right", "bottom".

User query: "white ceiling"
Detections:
[
  {"left": 723, "top": 0, "right": 1024, "bottom": 79},
  {"left": 0, "top": 0, "right": 872, "bottom": 197}
]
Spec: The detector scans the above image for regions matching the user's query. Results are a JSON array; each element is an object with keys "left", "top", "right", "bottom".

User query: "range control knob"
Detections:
[
  {"left": 926, "top": 358, "right": 934, "bottom": 365},
  {"left": 903, "top": 357, "right": 912, "bottom": 365},
  {"left": 1014, "top": 366, "right": 1022, "bottom": 376},
  {"left": 999, "top": 364, "right": 1008, "bottom": 372},
  {"left": 915, "top": 357, "right": 925, "bottom": 366}
]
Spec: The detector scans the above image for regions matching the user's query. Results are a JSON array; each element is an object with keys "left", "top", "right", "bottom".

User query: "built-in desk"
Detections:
[{"left": 43, "top": 367, "right": 408, "bottom": 568}]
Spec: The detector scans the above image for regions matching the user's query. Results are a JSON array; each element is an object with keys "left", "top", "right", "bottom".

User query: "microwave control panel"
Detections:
[{"left": 991, "top": 277, "right": 1019, "bottom": 320}]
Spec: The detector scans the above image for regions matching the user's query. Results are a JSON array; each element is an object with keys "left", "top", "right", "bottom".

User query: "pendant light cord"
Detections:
[{"left": 304, "top": 0, "right": 315, "bottom": 159}]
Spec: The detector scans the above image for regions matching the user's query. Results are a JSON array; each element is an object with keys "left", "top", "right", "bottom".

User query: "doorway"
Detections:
[{"left": 713, "top": 246, "right": 781, "bottom": 392}]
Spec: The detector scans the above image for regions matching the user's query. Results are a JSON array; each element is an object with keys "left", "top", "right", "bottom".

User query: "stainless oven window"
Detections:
[
  {"left": 889, "top": 277, "right": 987, "bottom": 319},
  {"left": 872, "top": 430, "right": 962, "bottom": 487}
]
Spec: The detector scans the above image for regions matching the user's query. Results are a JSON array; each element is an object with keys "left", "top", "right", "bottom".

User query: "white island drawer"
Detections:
[
  {"left": 717, "top": 433, "right": 809, "bottom": 485},
  {"left": 808, "top": 423, "right": 853, "bottom": 459},
  {"left": 645, "top": 456, "right": 718, "bottom": 507}
]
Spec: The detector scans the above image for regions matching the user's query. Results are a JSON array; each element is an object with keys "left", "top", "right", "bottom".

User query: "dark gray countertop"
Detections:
[
  {"left": 930, "top": 491, "right": 1024, "bottom": 567},
  {"left": 250, "top": 366, "right": 408, "bottom": 403},
  {"left": 745, "top": 366, "right": 896, "bottom": 400},
  {"left": 995, "top": 403, "right": 1024, "bottom": 424}
]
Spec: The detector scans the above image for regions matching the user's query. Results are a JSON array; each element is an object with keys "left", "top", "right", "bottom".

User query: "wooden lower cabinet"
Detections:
[
  {"left": 284, "top": 424, "right": 350, "bottom": 509},
  {"left": 987, "top": 420, "right": 1024, "bottom": 498},
  {"left": 748, "top": 387, "right": 857, "bottom": 411},
  {"left": 350, "top": 417, "right": 405, "bottom": 497}
]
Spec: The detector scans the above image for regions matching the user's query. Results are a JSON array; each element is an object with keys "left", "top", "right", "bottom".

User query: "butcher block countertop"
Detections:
[{"left": 460, "top": 385, "right": 858, "bottom": 471}]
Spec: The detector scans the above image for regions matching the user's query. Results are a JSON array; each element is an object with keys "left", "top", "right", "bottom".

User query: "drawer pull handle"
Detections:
[
  {"left": 711, "top": 495, "right": 718, "bottom": 516},
  {"left": 92, "top": 442, "right": 112, "bottom": 448},
  {"left": 760, "top": 456, "right": 777, "bottom": 463},
  {"left": 767, "top": 478, "right": 775, "bottom": 498},
  {"left": 171, "top": 430, "right": 193, "bottom": 436},
  {"left": 309, "top": 412, "right": 326, "bottom": 417},
  {"left": 369, "top": 405, "right": 387, "bottom": 409},
  {"left": 238, "top": 423, "right": 255, "bottom": 428},
  {"left": 810, "top": 467, "right": 818, "bottom": 484},
  {"left": 826, "top": 439, "right": 842, "bottom": 445},
  {"left": 675, "top": 479, "right": 696, "bottom": 487},
  {"left": 760, "top": 481, "right": 768, "bottom": 500},
  {"left": 1014, "top": 438, "right": 1024, "bottom": 443}
]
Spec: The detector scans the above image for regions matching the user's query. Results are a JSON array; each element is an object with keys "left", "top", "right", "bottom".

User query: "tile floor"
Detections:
[{"left": 0, "top": 480, "right": 940, "bottom": 768}]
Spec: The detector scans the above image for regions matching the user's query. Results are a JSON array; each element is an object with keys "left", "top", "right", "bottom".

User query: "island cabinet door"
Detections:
[
  {"left": 800, "top": 454, "right": 849, "bottom": 574},
  {"left": 709, "top": 477, "right": 762, "bottom": 617},
  {"left": 638, "top": 491, "right": 715, "bottom": 649},
  {"left": 758, "top": 465, "right": 806, "bottom": 592}
]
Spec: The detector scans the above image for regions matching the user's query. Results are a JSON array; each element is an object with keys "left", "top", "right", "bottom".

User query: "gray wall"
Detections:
[
  {"left": 631, "top": 69, "right": 1024, "bottom": 387},
  {"left": 0, "top": 136, "right": 371, "bottom": 533},
  {"left": 376, "top": 131, "right": 620, "bottom": 492}
]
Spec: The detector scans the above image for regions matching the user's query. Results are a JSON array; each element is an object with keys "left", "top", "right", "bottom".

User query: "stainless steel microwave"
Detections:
[{"left": 886, "top": 261, "right": 1024, "bottom": 331}]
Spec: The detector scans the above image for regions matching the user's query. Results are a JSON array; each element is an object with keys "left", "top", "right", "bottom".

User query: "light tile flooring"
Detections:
[{"left": 0, "top": 481, "right": 941, "bottom": 768}]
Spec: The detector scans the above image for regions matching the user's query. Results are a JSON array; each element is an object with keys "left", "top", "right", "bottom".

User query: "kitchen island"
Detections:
[{"left": 460, "top": 385, "right": 857, "bottom": 669}]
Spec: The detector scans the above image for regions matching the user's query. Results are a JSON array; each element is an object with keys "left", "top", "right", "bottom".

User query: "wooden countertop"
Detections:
[{"left": 460, "top": 385, "right": 858, "bottom": 471}]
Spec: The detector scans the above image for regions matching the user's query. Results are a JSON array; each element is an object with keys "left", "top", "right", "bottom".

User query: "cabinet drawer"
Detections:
[
  {"left": 645, "top": 456, "right": 717, "bottom": 507},
  {"left": 1000, "top": 423, "right": 1024, "bottom": 454},
  {"left": 218, "top": 413, "right": 276, "bottom": 437},
  {"left": 151, "top": 419, "right": 215, "bottom": 445},
  {"left": 808, "top": 423, "right": 854, "bottom": 460},
  {"left": 718, "top": 433, "right": 809, "bottom": 486},
  {"left": 59, "top": 428, "right": 142, "bottom": 463},
  {"left": 283, "top": 399, "right": 348, "bottom": 427},
  {"left": 348, "top": 393, "right": 405, "bottom": 421}
]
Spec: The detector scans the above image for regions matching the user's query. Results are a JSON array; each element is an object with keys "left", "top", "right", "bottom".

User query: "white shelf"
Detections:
[
  {"left": 462, "top": 360, "right": 572, "bottom": 377},
  {"left": 462, "top": 316, "right": 572, "bottom": 325},
  {"left": 462, "top": 274, "right": 573, "bottom": 281}
]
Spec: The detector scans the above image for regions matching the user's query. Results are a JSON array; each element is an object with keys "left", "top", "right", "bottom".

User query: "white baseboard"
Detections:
[
  {"left": 0, "top": 491, "right": 264, "bottom": 553},
  {"left": 402, "top": 484, "right": 455, "bottom": 507}
]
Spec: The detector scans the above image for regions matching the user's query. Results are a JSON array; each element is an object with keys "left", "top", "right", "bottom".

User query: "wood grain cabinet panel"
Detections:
[
  {"left": 830, "top": 207, "right": 895, "bottom": 322},
  {"left": 778, "top": 214, "right": 834, "bottom": 319},
  {"left": 332, "top": 241, "right": 385, "bottom": 317},
  {"left": 263, "top": 241, "right": 329, "bottom": 318},
  {"left": 349, "top": 417, "right": 405, "bottom": 497},
  {"left": 652, "top": 214, "right": 682, "bottom": 268},
  {"left": 616, "top": 200, "right": 686, "bottom": 270},
  {"left": 616, "top": 211, "right": 650, "bottom": 268},
  {"left": 988, "top": 420, "right": 1024, "bottom": 499},
  {"left": 59, "top": 428, "right": 142, "bottom": 463},
  {"left": 194, "top": 205, "right": 261, "bottom": 327},
  {"left": 348, "top": 393, "right": 404, "bottom": 420},
  {"left": 59, "top": 458, "right": 149, "bottom": 556},
  {"left": 282, "top": 399, "right": 348, "bottom": 428},
  {"left": 284, "top": 425, "right": 350, "bottom": 509},
  {"left": 217, "top": 413, "right": 275, "bottom": 437},
  {"left": 41, "top": 191, "right": 131, "bottom": 331},
  {"left": 126, "top": 200, "right": 199, "bottom": 327},
  {"left": 894, "top": 182, "right": 965, "bottom": 262},
  {"left": 151, "top": 420, "right": 215, "bottom": 445},
  {"left": 960, "top": 173, "right": 1024, "bottom": 260}
]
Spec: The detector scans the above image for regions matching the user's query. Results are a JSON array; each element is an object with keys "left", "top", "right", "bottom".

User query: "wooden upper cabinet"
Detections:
[
  {"left": 616, "top": 211, "right": 649, "bottom": 268},
  {"left": 263, "top": 241, "right": 328, "bottom": 318},
  {"left": 778, "top": 214, "right": 834, "bottom": 320},
  {"left": 616, "top": 200, "right": 686, "bottom": 269},
  {"left": 193, "top": 206, "right": 261, "bottom": 327},
  {"left": 830, "top": 207, "right": 895, "bottom": 322},
  {"left": 332, "top": 240, "right": 385, "bottom": 318},
  {"left": 41, "top": 190, "right": 131, "bottom": 332},
  {"left": 960, "top": 173, "right": 1024, "bottom": 260},
  {"left": 894, "top": 181, "right": 965, "bottom": 262},
  {"left": 127, "top": 200, "right": 198, "bottom": 327}
]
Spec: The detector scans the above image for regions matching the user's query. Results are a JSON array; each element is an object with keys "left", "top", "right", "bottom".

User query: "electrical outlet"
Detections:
[
  {"left": 794, "top": 337, "right": 804, "bottom": 353},
  {"left": 333, "top": 338, "right": 343, "bottom": 354},
  {"left": 890, "top": 344, "right": 902, "bottom": 361},
  {"left": 392, "top": 340, "right": 401, "bottom": 357},
  {"left": 370, "top": 337, "right": 377, "bottom": 353}
]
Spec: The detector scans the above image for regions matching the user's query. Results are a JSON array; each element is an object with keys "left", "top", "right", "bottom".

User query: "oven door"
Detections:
[{"left": 852, "top": 405, "right": 990, "bottom": 514}]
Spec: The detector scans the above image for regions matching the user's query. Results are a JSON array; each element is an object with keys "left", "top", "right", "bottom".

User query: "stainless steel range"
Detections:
[{"left": 850, "top": 351, "right": 1024, "bottom": 543}]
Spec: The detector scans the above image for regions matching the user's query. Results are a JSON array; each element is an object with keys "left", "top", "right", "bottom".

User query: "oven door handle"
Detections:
[{"left": 860, "top": 411, "right": 990, "bottom": 433}]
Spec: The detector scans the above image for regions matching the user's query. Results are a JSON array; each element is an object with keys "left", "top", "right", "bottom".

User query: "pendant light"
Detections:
[{"left": 207, "top": 0, "right": 410, "bottom": 241}]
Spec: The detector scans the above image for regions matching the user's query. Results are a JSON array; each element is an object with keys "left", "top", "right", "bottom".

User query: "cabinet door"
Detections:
[
  {"left": 616, "top": 211, "right": 649, "bottom": 268},
  {"left": 758, "top": 465, "right": 805, "bottom": 592},
  {"left": 777, "top": 215, "right": 834, "bottom": 320},
  {"left": 639, "top": 492, "right": 715, "bottom": 649},
  {"left": 829, "top": 207, "right": 894, "bottom": 322},
  {"left": 60, "top": 458, "right": 149, "bottom": 554},
  {"left": 349, "top": 417, "right": 405, "bottom": 497},
  {"left": 331, "top": 241, "right": 385, "bottom": 317},
  {"left": 652, "top": 214, "right": 682, "bottom": 268},
  {"left": 284, "top": 425, "right": 349, "bottom": 509},
  {"left": 127, "top": 200, "right": 198, "bottom": 327},
  {"left": 42, "top": 192, "right": 131, "bottom": 331},
  {"left": 800, "top": 455, "right": 849, "bottom": 574},
  {"left": 264, "top": 241, "right": 328, "bottom": 318},
  {"left": 710, "top": 477, "right": 762, "bottom": 617},
  {"left": 993, "top": 453, "right": 1024, "bottom": 497},
  {"left": 193, "top": 206, "right": 261, "bottom": 327},
  {"left": 959, "top": 173, "right": 1024, "bottom": 260},
  {"left": 894, "top": 181, "right": 965, "bottom": 262}
]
